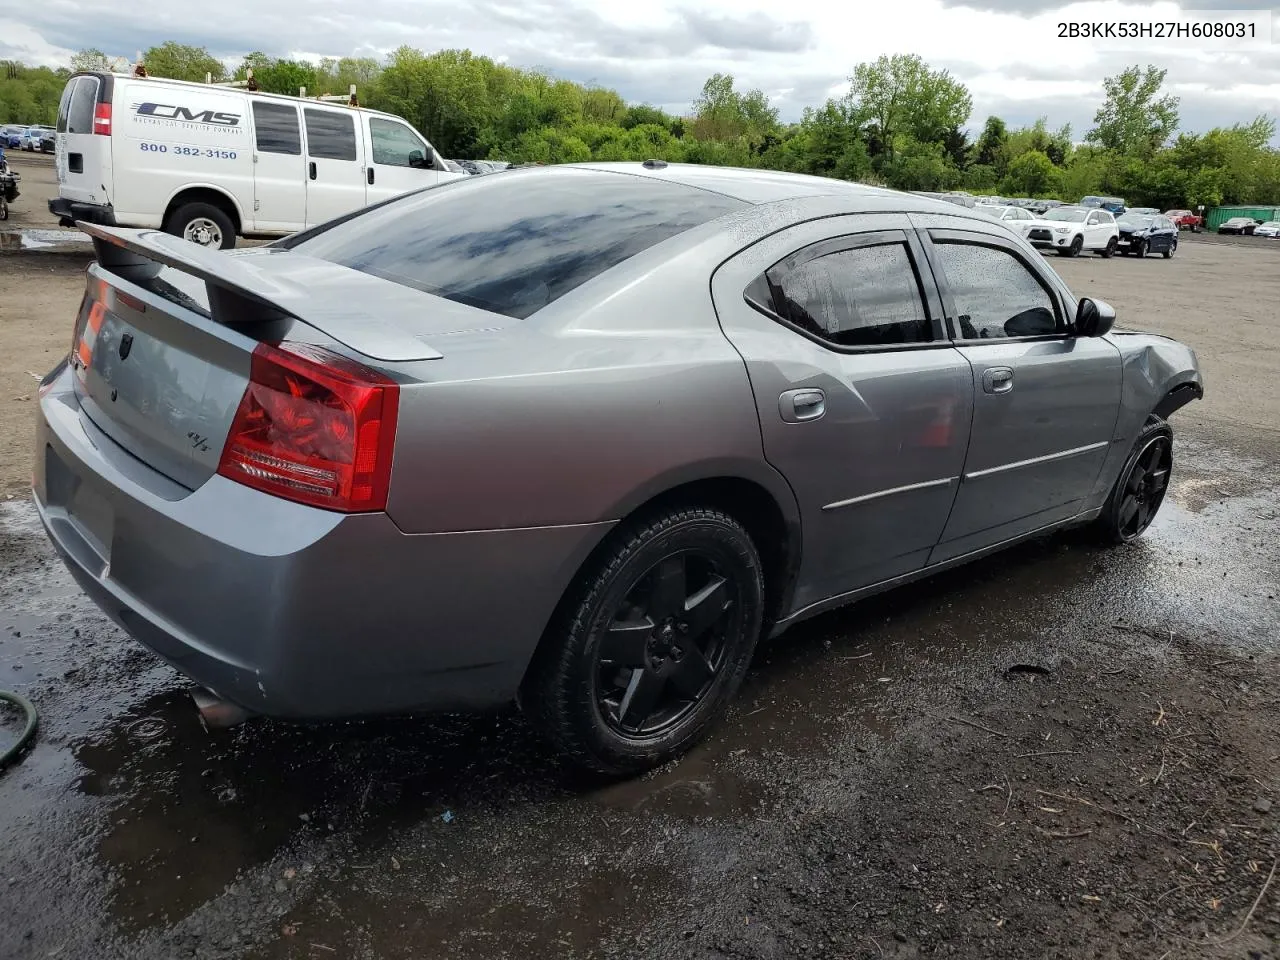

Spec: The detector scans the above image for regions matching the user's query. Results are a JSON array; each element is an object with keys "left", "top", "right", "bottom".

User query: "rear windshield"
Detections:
[{"left": 288, "top": 168, "right": 745, "bottom": 319}]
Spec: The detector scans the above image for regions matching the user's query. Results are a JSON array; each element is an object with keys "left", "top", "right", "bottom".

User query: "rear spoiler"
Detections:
[{"left": 78, "top": 222, "right": 442, "bottom": 362}]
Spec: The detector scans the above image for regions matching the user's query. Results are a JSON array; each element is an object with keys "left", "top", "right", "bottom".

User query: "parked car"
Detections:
[
  {"left": 442, "top": 158, "right": 467, "bottom": 174},
  {"left": 1164, "top": 209, "right": 1202, "bottom": 232},
  {"left": 1252, "top": 220, "right": 1280, "bottom": 238},
  {"left": 1115, "top": 213, "right": 1178, "bottom": 257},
  {"left": 1080, "top": 195, "right": 1126, "bottom": 215},
  {"left": 975, "top": 203, "right": 1036, "bottom": 238},
  {"left": 34, "top": 163, "right": 1203, "bottom": 775},
  {"left": 1027, "top": 199, "right": 1062, "bottom": 215},
  {"left": 1, "top": 126, "right": 26, "bottom": 148},
  {"left": 1125, "top": 207, "right": 1160, "bottom": 216},
  {"left": 22, "top": 125, "right": 54, "bottom": 150},
  {"left": 1027, "top": 205, "right": 1119, "bottom": 257},
  {"left": 1217, "top": 217, "right": 1261, "bottom": 235},
  {"left": 48, "top": 70, "right": 465, "bottom": 248},
  {"left": 458, "top": 159, "right": 510, "bottom": 175}
]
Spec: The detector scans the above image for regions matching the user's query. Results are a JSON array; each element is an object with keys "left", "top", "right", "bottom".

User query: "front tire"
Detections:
[
  {"left": 522, "top": 507, "right": 765, "bottom": 776},
  {"left": 1134, "top": 238, "right": 1148, "bottom": 258},
  {"left": 1058, "top": 235, "right": 1083, "bottom": 257},
  {"left": 1100, "top": 237, "right": 1117, "bottom": 258},
  {"left": 1098, "top": 418, "right": 1174, "bottom": 544},
  {"left": 164, "top": 202, "right": 236, "bottom": 250}
]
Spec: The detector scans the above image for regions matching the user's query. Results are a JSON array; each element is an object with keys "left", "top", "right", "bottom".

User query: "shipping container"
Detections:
[{"left": 1205, "top": 205, "right": 1280, "bottom": 230}]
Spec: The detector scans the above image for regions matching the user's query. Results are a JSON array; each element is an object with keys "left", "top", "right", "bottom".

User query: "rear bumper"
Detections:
[
  {"left": 49, "top": 196, "right": 115, "bottom": 229},
  {"left": 33, "top": 363, "right": 613, "bottom": 719}
]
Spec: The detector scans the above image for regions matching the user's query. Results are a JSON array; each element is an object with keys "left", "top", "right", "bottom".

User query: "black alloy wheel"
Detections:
[
  {"left": 522, "top": 506, "right": 764, "bottom": 775},
  {"left": 1135, "top": 238, "right": 1148, "bottom": 257},
  {"left": 595, "top": 552, "right": 735, "bottom": 737},
  {"left": 1100, "top": 419, "right": 1174, "bottom": 544}
]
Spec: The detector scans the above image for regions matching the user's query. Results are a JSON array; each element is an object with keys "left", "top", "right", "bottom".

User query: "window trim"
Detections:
[
  {"left": 922, "top": 227, "right": 1072, "bottom": 345},
  {"left": 742, "top": 229, "right": 950, "bottom": 355}
]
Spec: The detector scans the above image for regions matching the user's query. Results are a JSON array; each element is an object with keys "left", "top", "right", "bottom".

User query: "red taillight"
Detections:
[
  {"left": 217, "top": 342, "right": 400, "bottom": 513},
  {"left": 93, "top": 102, "right": 112, "bottom": 136}
]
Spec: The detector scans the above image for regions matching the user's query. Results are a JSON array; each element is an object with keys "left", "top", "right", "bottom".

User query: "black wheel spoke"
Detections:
[
  {"left": 600, "top": 619, "right": 653, "bottom": 668},
  {"left": 668, "top": 649, "right": 715, "bottom": 700},
  {"left": 1126, "top": 466, "right": 1147, "bottom": 493},
  {"left": 617, "top": 668, "right": 666, "bottom": 730},
  {"left": 1119, "top": 497, "right": 1140, "bottom": 529},
  {"left": 681, "top": 575, "right": 729, "bottom": 639},
  {"left": 1147, "top": 467, "right": 1170, "bottom": 494},
  {"left": 1137, "top": 500, "right": 1152, "bottom": 529},
  {"left": 648, "top": 556, "right": 686, "bottom": 621}
]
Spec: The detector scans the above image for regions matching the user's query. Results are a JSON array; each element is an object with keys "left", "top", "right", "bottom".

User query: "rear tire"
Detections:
[
  {"left": 521, "top": 507, "right": 765, "bottom": 776},
  {"left": 1097, "top": 418, "right": 1174, "bottom": 545},
  {"left": 164, "top": 202, "right": 236, "bottom": 250},
  {"left": 1163, "top": 239, "right": 1176, "bottom": 259}
]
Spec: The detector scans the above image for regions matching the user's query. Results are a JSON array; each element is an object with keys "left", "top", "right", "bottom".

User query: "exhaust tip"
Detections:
[{"left": 191, "top": 687, "right": 253, "bottom": 730}]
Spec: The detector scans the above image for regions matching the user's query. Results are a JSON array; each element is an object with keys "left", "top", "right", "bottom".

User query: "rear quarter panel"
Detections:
[
  {"left": 112, "top": 82, "right": 251, "bottom": 227},
  {"left": 383, "top": 224, "right": 795, "bottom": 535}
]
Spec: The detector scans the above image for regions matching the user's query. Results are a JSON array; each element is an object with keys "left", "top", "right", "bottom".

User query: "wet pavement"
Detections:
[
  {"left": 0, "top": 228, "right": 93, "bottom": 254},
  {"left": 2, "top": 424, "right": 1278, "bottom": 959}
]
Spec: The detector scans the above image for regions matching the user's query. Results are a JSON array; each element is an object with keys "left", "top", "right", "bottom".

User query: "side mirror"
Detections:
[
  {"left": 408, "top": 149, "right": 426, "bottom": 168},
  {"left": 1075, "top": 297, "right": 1116, "bottom": 337}
]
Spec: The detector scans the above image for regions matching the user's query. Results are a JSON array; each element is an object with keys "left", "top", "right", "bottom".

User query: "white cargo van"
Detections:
[{"left": 49, "top": 72, "right": 464, "bottom": 248}]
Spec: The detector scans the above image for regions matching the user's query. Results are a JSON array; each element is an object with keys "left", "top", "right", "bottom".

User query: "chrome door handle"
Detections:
[
  {"left": 982, "top": 367, "right": 1014, "bottom": 394},
  {"left": 779, "top": 388, "right": 826, "bottom": 423}
]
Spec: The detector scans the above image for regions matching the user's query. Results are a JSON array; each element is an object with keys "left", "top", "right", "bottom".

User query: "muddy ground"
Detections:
[{"left": 0, "top": 226, "right": 1277, "bottom": 959}]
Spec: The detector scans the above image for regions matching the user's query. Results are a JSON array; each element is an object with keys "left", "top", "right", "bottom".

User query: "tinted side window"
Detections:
[
  {"left": 369, "top": 117, "right": 426, "bottom": 167},
  {"left": 252, "top": 102, "right": 301, "bottom": 155},
  {"left": 933, "top": 242, "right": 1060, "bottom": 340},
  {"left": 303, "top": 108, "right": 356, "bottom": 161},
  {"left": 67, "top": 77, "right": 98, "bottom": 134},
  {"left": 762, "top": 242, "right": 931, "bottom": 348},
  {"left": 290, "top": 168, "right": 745, "bottom": 320}
]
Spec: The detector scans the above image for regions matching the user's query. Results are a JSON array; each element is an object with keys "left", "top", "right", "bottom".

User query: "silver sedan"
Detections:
[{"left": 34, "top": 162, "right": 1203, "bottom": 775}]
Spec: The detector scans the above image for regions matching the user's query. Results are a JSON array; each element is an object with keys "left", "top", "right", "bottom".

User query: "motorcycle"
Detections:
[{"left": 0, "top": 146, "right": 19, "bottom": 221}]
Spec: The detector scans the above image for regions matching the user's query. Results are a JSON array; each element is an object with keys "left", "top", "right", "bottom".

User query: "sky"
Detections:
[{"left": 2, "top": 0, "right": 1279, "bottom": 143}]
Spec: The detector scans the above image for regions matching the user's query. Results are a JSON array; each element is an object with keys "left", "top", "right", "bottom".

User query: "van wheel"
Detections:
[
  {"left": 165, "top": 203, "right": 235, "bottom": 250},
  {"left": 521, "top": 506, "right": 765, "bottom": 776}
]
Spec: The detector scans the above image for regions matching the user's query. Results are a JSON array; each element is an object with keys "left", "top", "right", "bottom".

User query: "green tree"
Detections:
[
  {"left": 71, "top": 49, "right": 112, "bottom": 73},
  {"left": 142, "top": 42, "right": 227, "bottom": 83},
  {"left": 849, "top": 54, "right": 972, "bottom": 163},
  {"left": 1001, "top": 149, "right": 1057, "bottom": 196},
  {"left": 690, "top": 73, "right": 778, "bottom": 144},
  {"left": 1087, "top": 65, "right": 1179, "bottom": 156},
  {"left": 974, "top": 116, "right": 1007, "bottom": 169}
]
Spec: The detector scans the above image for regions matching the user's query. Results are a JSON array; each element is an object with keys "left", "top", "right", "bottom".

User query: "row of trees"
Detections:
[{"left": 3, "top": 45, "right": 1278, "bottom": 208}]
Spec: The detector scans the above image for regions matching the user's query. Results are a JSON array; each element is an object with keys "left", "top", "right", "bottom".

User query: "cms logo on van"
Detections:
[{"left": 133, "top": 103, "right": 241, "bottom": 126}]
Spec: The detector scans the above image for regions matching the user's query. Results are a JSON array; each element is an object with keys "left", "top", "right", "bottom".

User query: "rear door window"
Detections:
[
  {"left": 64, "top": 77, "right": 99, "bottom": 134},
  {"left": 287, "top": 168, "right": 745, "bottom": 319},
  {"left": 252, "top": 101, "right": 302, "bottom": 155},
  {"left": 747, "top": 236, "right": 933, "bottom": 349},
  {"left": 303, "top": 108, "right": 357, "bottom": 161}
]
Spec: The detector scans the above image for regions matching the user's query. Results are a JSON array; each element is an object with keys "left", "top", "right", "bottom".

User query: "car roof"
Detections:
[{"left": 566, "top": 161, "right": 993, "bottom": 219}]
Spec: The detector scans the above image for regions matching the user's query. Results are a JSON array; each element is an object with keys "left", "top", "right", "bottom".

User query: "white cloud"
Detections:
[{"left": 2, "top": 0, "right": 1277, "bottom": 141}]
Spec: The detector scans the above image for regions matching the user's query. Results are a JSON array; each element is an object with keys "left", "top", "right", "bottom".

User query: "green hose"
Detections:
[{"left": 0, "top": 690, "right": 38, "bottom": 771}]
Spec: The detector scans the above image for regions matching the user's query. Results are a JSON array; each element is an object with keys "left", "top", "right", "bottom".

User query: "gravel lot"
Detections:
[{"left": 1, "top": 197, "right": 1277, "bottom": 960}]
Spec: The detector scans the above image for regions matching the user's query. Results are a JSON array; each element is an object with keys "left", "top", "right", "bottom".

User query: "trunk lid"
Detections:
[{"left": 71, "top": 224, "right": 486, "bottom": 491}]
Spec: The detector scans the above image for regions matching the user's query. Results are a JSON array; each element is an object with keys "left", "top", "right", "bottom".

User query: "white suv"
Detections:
[{"left": 1026, "top": 206, "right": 1119, "bottom": 257}]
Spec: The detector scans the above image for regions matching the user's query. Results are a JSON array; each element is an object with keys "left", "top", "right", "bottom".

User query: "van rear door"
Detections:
[
  {"left": 248, "top": 100, "right": 306, "bottom": 232},
  {"left": 301, "top": 106, "right": 367, "bottom": 227},
  {"left": 55, "top": 74, "right": 113, "bottom": 209}
]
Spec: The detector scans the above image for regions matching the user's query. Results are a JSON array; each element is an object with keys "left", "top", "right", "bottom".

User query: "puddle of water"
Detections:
[{"left": 0, "top": 228, "right": 93, "bottom": 252}]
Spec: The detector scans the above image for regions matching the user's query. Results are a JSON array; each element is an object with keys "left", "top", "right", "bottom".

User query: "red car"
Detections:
[{"left": 1165, "top": 209, "right": 1202, "bottom": 232}]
